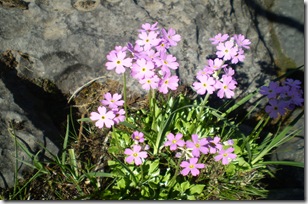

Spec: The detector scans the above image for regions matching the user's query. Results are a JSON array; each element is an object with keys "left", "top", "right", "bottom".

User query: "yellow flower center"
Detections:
[
  {"left": 172, "top": 139, "right": 177, "bottom": 144},
  {"left": 189, "top": 164, "right": 195, "bottom": 169},
  {"left": 223, "top": 153, "right": 228, "bottom": 157},
  {"left": 195, "top": 143, "right": 200, "bottom": 148},
  {"left": 116, "top": 60, "right": 121, "bottom": 64},
  {"left": 133, "top": 153, "right": 138, "bottom": 157}
]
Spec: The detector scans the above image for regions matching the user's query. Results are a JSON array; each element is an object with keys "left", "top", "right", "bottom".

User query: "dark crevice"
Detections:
[
  {"left": 244, "top": 0, "right": 304, "bottom": 34},
  {"left": 0, "top": 60, "right": 73, "bottom": 154}
]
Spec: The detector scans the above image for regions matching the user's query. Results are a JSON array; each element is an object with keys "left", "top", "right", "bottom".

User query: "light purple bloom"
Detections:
[
  {"left": 180, "top": 157, "right": 205, "bottom": 176},
  {"left": 156, "top": 52, "right": 179, "bottom": 75},
  {"left": 231, "top": 48, "right": 245, "bottom": 64},
  {"left": 113, "top": 108, "right": 125, "bottom": 124},
  {"left": 207, "top": 58, "right": 227, "bottom": 71},
  {"left": 139, "top": 75, "right": 160, "bottom": 90},
  {"left": 106, "top": 50, "right": 132, "bottom": 74},
  {"left": 209, "top": 33, "right": 229, "bottom": 45},
  {"left": 90, "top": 106, "right": 115, "bottom": 129},
  {"left": 216, "top": 40, "right": 238, "bottom": 61},
  {"left": 162, "top": 28, "right": 181, "bottom": 47},
  {"left": 233, "top": 34, "right": 251, "bottom": 49},
  {"left": 101, "top": 93, "right": 124, "bottom": 109},
  {"left": 192, "top": 74, "right": 216, "bottom": 95},
  {"left": 132, "top": 131, "right": 145, "bottom": 143},
  {"left": 124, "top": 145, "right": 148, "bottom": 166},
  {"left": 214, "top": 147, "right": 237, "bottom": 165},
  {"left": 131, "top": 58, "right": 155, "bottom": 80},
  {"left": 158, "top": 75, "right": 179, "bottom": 94},
  {"left": 186, "top": 134, "right": 209, "bottom": 157},
  {"left": 139, "top": 22, "right": 159, "bottom": 32},
  {"left": 215, "top": 75, "right": 237, "bottom": 99},
  {"left": 136, "top": 31, "right": 161, "bottom": 51},
  {"left": 207, "top": 136, "right": 223, "bottom": 154},
  {"left": 164, "top": 133, "right": 185, "bottom": 151},
  {"left": 223, "top": 67, "right": 235, "bottom": 77}
]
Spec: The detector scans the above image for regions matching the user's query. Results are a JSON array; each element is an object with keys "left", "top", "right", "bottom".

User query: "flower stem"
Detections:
[
  {"left": 123, "top": 72, "right": 128, "bottom": 119},
  {"left": 197, "top": 92, "right": 210, "bottom": 120}
]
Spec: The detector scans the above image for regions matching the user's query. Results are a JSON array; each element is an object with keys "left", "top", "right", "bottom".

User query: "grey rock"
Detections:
[{"left": 0, "top": 62, "right": 64, "bottom": 188}]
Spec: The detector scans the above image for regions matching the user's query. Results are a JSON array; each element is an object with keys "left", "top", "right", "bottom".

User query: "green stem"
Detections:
[
  {"left": 123, "top": 72, "right": 128, "bottom": 119},
  {"left": 167, "top": 155, "right": 184, "bottom": 197},
  {"left": 197, "top": 92, "right": 210, "bottom": 121}
]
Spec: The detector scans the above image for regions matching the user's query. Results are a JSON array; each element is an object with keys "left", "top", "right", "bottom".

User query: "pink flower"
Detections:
[
  {"left": 139, "top": 22, "right": 159, "bottom": 32},
  {"left": 186, "top": 134, "right": 209, "bottom": 157},
  {"left": 90, "top": 106, "right": 115, "bottom": 129},
  {"left": 216, "top": 40, "right": 238, "bottom": 61},
  {"left": 214, "top": 147, "right": 237, "bottom": 165},
  {"left": 164, "top": 133, "right": 185, "bottom": 151},
  {"left": 233, "top": 34, "right": 251, "bottom": 49},
  {"left": 180, "top": 157, "right": 205, "bottom": 176},
  {"left": 231, "top": 48, "right": 245, "bottom": 64},
  {"left": 162, "top": 28, "right": 181, "bottom": 47},
  {"left": 197, "top": 66, "right": 215, "bottom": 76},
  {"left": 156, "top": 52, "right": 179, "bottom": 75},
  {"left": 206, "top": 58, "right": 226, "bottom": 71},
  {"left": 124, "top": 145, "right": 148, "bottom": 166},
  {"left": 223, "top": 67, "right": 235, "bottom": 77},
  {"left": 106, "top": 50, "right": 132, "bottom": 74},
  {"left": 131, "top": 58, "right": 155, "bottom": 80},
  {"left": 215, "top": 75, "right": 237, "bottom": 99},
  {"left": 207, "top": 136, "right": 223, "bottom": 154},
  {"left": 136, "top": 31, "right": 161, "bottom": 51},
  {"left": 140, "top": 75, "right": 160, "bottom": 90},
  {"left": 132, "top": 131, "right": 145, "bottom": 143},
  {"left": 209, "top": 33, "right": 229, "bottom": 45},
  {"left": 113, "top": 108, "right": 125, "bottom": 124},
  {"left": 127, "top": 42, "right": 145, "bottom": 60},
  {"left": 158, "top": 75, "right": 179, "bottom": 94},
  {"left": 192, "top": 74, "right": 216, "bottom": 95},
  {"left": 155, "top": 39, "right": 169, "bottom": 52},
  {"left": 101, "top": 93, "right": 124, "bottom": 109}
]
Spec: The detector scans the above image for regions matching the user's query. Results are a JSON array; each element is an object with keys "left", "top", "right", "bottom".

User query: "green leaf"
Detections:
[
  {"left": 149, "top": 159, "right": 159, "bottom": 174},
  {"left": 180, "top": 181, "right": 191, "bottom": 193},
  {"left": 189, "top": 184, "right": 205, "bottom": 195},
  {"left": 85, "top": 172, "right": 114, "bottom": 178}
]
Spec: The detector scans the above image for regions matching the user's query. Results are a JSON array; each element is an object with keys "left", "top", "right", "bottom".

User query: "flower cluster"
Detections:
[
  {"left": 164, "top": 132, "right": 236, "bottom": 176},
  {"left": 193, "top": 33, "right": 251, "bottom": 99},
  {"left": 90, "top": 92, "right": 125, "bottom": 129},
  {"left": 105, "top": 22, "right": 181, "bottom": 94},
  {"left": 259, "top": 78, "right": 304, "bottom": 119},
  {"left": 124, "top": 131, "right": 149, "bottom": 165}
]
